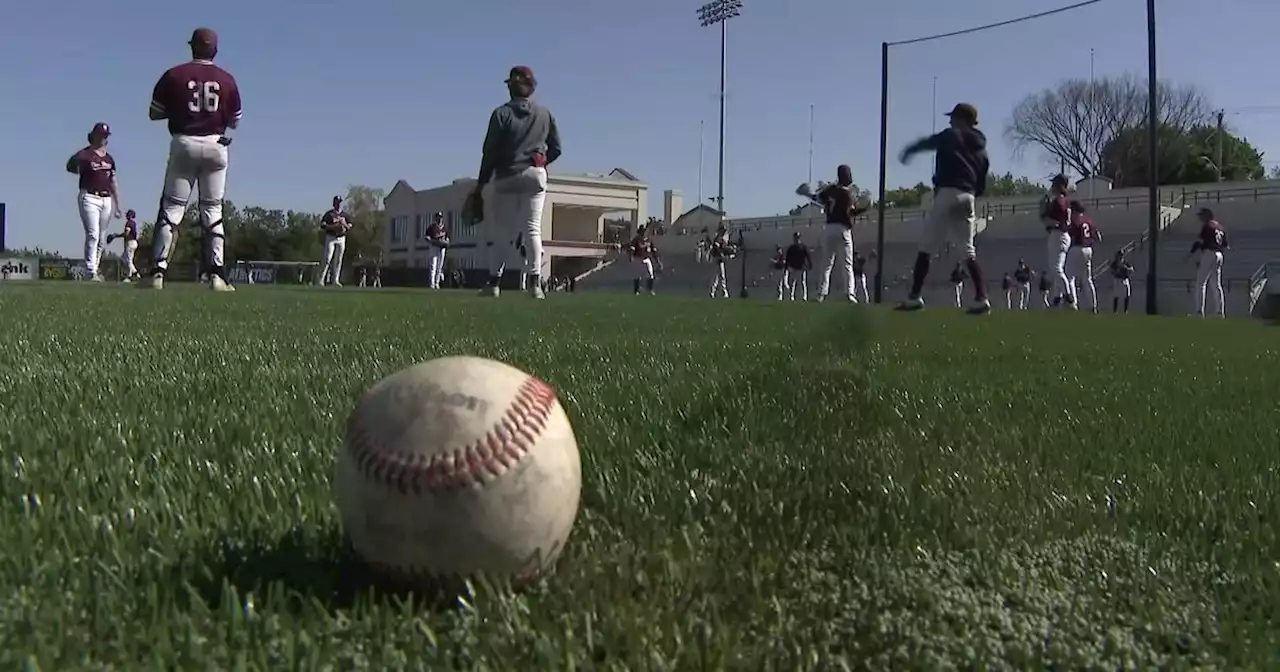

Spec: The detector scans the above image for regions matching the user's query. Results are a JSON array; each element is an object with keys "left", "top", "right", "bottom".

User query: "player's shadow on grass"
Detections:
[{"left": 187, "top": 526, "right": 464, "bottom": 614}]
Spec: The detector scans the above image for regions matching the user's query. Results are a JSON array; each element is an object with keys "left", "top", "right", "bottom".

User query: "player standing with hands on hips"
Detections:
[
  {"left": 1189, "top": 207, "right": 1229, "bottom": 317},
  {"left": 815, "top": 165, "right": 865, "bottom": 303},
  {"left": 318, "top": 196, "right": 349, "bottom": 286},
  {"left": 468, "top": 66, "right": 562, "bottom": 299},
  {"left": 896, "top": 103, "right": 991, "bottom": 314},
  {"left": 66, "top": 122, "right": 123, "bottom": 282},
  {"left": 140, "top": 27, "right": 242, "bottom": 292},
  {"left": 105, "top": 210, "right": 141, "bottom": 281}
]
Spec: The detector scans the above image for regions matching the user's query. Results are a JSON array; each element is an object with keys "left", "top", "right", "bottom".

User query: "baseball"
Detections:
[{"left": 334, "top": 356, "right": 582, "bottom": 589}]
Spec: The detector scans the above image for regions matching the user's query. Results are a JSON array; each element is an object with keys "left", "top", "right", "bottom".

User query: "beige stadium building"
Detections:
[{"left": 384, "top": 168, "right": 684, "bottom": 278}]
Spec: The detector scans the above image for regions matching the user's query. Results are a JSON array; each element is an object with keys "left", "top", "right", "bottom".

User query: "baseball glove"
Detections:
[
  {"left": 462, "top": 191, "right": 485, "bottom": 223},
  {"left": 105, "top": 234, "right": 117, "bottom": 244}
]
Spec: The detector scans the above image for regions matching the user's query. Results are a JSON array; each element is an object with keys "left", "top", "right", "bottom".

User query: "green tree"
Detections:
[
  {"left": 984, "top": 172, "right": 1045, "bottom": 198},
  {"left": 881, "top": 182, "right": 932, "bottom": 208},
  {"left": 1100, "top": 123, "right": 1265, "bottom": 187},
  {"left": 341, "top": 185, "right": 385, "bottom": 263},
  {"left": 2, "top": 246, "right": 61, "bottom": 258}
]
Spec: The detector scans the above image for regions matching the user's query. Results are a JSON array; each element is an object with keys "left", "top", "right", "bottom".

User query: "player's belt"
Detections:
[{"left": 83, "top": 189, "right": 111, "bottom": 197}]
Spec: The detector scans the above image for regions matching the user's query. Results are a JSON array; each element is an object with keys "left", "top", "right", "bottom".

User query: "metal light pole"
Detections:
[
  {"left": 698, "top": 119, "right": 705, "bottom": 208},
  {"left": 1145, "top": 0, "right": 1160, "bottom": 315},
  {"left": 931, "top": 77, "right": 937, "bottom": 132},
  {"left": 698, "top": 0, "right": 744, "bottom": 296}
]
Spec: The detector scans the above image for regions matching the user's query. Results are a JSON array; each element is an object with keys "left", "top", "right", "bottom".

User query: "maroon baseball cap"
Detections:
[
  {"left": 505, "top": 66, "right": 536, "bottom": 86},
  {"left": 125, "top": 209, "right": 136, "bottom": 218},
  {"left": 189, "top": 28, "right": 218, "bottom": 49},
  {"left": 90, "top": 122, "right": 111, "bottom": 137}
]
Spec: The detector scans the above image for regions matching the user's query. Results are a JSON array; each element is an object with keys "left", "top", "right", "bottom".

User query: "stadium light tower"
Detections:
[{"left": 697, "top": 0, "right": 743, "bottom": 295}]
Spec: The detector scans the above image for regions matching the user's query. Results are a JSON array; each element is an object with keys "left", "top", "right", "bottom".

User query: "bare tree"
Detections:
[{"left": 1005, "top": 75, "right": 1212, "bottom": 178}]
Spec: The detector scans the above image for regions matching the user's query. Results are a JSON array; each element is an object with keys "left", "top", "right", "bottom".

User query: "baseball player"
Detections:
[
  {"left": 770, "top": 245, "right": 787, "bottom": 300},
  {"left": 426, "top": 212, "right": 450, "bottom": 289},
  {"left": 66, "top": 122, "right": 122, "bottom": 282},
  {"left": 105, "top": 210, "right": 141, "bottom": 281},
  {"left": 469, "top": 65, "right": 561, "bottom": 299},
  {"left": 317, "top": 196, "right": 350, "bottom": 286},
  {"left": 783, "top": 232, "right": 811, "bottom": 301},
  {"left": 815, "top": 165, "right": 865, "bottom": 303},
  {"left": 695, "top": 234, "right": 710, "bottom": 264},
  {"left": 896, "top": 103, "right": 992, "bottom": 315},
  {"left": 1001, "top": 273, "right": 1013, "bottom": 309},
  {"left": 1066, "top": 201, "right": 1102, "bottom": 313},
  {"left": 1013, "top": 260, "right": 1033, "bottom": 310},
  {"left": 140, "top": 27, "right": 242, "bottom": 292},
  {"left": 1111, "top": 250, "right": 1134, "bottom": 313},
  {"left": 851, "top": 250, "right": 874, "bottom": 304},
  {"left": 629, "top": 223, "right": 659, "bottom": 295},
  {"left": 1188, "top": 207, "right": 1229, "bottom": 317},
  {"left": 948, "top": 262, "right": 968, "bottom": 308},
  {"left": 1040, "top": 174, "right": 1074, "bottom": 309},
  {"left": 1039, "top": 273, "right": 1053, "bottom": 308},
  {"left": 708, "top": 224, "right": 734, "bottom": 298}
]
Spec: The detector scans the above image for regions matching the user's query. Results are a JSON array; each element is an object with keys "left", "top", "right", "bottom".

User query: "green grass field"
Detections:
[{"left": 1, "top": 283, "right": 1277, "bottom": 670}]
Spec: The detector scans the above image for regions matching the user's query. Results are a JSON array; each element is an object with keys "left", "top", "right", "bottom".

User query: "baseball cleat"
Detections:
[
  {"left": 966, "top": 298, "right": 992, "bottom": 315},
  {"left": 895, "top": 297, "right": 925, "bottom": 311},
  {"left": 138, "top": 274, "right": 164, "bottom": 290},
  {"left": 478, "top": 286, "right": 500, "bottom": 298},
  {"left": 210, "top": 276, "right": 236, "bottom": 292},
  {"left": 530, "top": 286, "right": 546, "bottom": 300}
]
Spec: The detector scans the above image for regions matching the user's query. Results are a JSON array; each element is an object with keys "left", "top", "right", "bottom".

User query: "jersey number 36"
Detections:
[{"left": 187, "top": 80, "right": 221, "bottom": 113}]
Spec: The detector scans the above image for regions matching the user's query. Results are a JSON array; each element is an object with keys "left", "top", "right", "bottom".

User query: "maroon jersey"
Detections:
[
  {"left": 321, "top": 209, "right": 349, "bottom": 237},
  {"left": 1040, "top": 193, "right": 1070, "bottom": 231},
  {"left": 630, "top": 235, "right": 655, "bottom": 260},
  {"left": 1069, "top": 215, "right": 1099, "bottom": 247},
  {"left": 818, "top": 183, "right": 856, "bottom": 227},
  {"left": 69, "top": 148, "right": 116, "bottom": 193},
  {"left": 427, "top": 220, "right": 447, "bottom": 241},
  {"left": 124, "top": 219, "right": 139, "bottom": 241},
  {"left": 150, "top": 60, "right": 242, "bottom": 136},
  {"left": 1192, "top": 221, "right": 1228, "bottom": 253}
]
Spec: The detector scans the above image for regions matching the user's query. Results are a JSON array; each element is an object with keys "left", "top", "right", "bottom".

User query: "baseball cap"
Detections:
[
  {"left": 505, "top": 66, "right": 536, "bottom": 86},
  {"left": 1197, "top": 207, "right": 1215, "bottom": 218},
  {"left": 189, "top": 28, "right": 218, "bottom": 49},
  {"left": 1051, "top": 173, "right": 1069, "bottom": 185},
  {"left": 91, "top": 122, "right": 110, "bottom": 137},
  {"left": 125, "top": 209, "right": 136, "bottom": 218},
  {"left": 944, "top": 103, "right": 979, "bottom": 124}
]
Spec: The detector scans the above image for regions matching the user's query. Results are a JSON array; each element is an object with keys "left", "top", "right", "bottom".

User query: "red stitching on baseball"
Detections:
[{"left": 347, "top": 376, "right": 558, "bottom": 495}]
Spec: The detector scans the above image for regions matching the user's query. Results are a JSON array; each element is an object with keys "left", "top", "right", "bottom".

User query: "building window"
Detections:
[{"left": 390, "top": 216, "right": 406, "bottom": 243}]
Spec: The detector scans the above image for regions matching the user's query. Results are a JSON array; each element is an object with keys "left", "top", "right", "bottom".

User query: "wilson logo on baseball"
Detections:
[{"left": 417, "top": 380, "right": 491, "bottom": 416}]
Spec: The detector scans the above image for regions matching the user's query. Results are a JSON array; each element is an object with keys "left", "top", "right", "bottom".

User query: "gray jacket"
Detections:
[{"left": 478, "top": 98, "right": 562, "bottom": 184}]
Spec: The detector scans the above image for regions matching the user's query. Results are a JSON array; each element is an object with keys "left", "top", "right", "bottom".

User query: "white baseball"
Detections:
[{"left": 334, "top": 356, "right": 582, "bottom": 586}]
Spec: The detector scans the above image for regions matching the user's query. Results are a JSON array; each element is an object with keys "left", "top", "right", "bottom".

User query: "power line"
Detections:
[{"left": 889, "top": 0, "right": 1107, "bottom": 47}]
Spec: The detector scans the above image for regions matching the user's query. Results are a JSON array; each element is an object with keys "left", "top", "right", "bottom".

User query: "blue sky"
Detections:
[{"left": 3, "top": 0, "right": 1277, "bottom": 256}]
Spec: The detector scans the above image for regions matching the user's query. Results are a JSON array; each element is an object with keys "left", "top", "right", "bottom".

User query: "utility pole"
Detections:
[{"left": 1216, "top": 109, "right": 1225, "bottom": 181}]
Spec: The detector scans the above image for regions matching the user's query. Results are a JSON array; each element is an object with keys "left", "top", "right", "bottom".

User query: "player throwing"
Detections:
[
  {"left": 1066, "top": 200, "right": 1102, "bottom": 313},
  {"left": 105, "top": 210, "right": 141, "bottom": 281},
  {"left": 66, "top": 122, "right": 123, "bottom": 282},
  {"left": 426, "top": 212, "right": 450, "bottom": 289},
  {"left": 783, "top": 232, "right": 811, "bottom": 301},
  {"left": 140, "top": 28, "right": 242, "bottom": 292},
  {"left": 471, "top": 66, "right": 561, "bottom": 299},
  {"left": 896, "top": 103, "right": 991, "bottom": 314},
  {"left": 1188, "top": 207, "right": 1229, "bottom": 317},
  {"left": 1040, "top": 174, "right": 1074, "bottom": 309},
  {"left": 318, "top": 196, "right": 350, "bottom": 286}
]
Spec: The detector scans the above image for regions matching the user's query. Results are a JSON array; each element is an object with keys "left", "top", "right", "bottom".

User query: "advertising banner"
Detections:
[
  {"left": 38, "top": 258, "right": 92, "bottom": 280},
  {"left": 0, "top": 256, "right": 35, "bottom": 280}
]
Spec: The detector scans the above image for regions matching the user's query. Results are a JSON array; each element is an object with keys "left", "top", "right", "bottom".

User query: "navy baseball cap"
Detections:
[
  {"left": 505, "top": 66, "right": 536, "bottom": 86},
  {"left": 90, "top": 122, "right": 110, "bottom": 137},
  {"left": 945, "top": 103, "right": 978, "bottom": 124}
]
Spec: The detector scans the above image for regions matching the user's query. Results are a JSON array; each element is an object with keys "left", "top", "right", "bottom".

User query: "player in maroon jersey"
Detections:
[
  {"left": 1040, "top": 174, "right": 1074, "bottom": 308},
  {"left": 105, "top": 210, "right": 142, "bottom": 281},
  {"left": 426, "top": 212, "right": 450, "bottom": 289},
  {"left": 66, "top": 122, "right": 123, "bottom": 281},
  {"left": 317, "top": 196, "right": 350, "bottom": 286},
  {"left": 1187, "top": 207, "right": 1230, "bottom": 317},
  {"left": 1066, "top": 201, "right": 1103, "bottom": 312},
  {"left": 629, "top": 223, "right": 659, "bottom": 295},
  {"left": 140, "top": 27, "right": 243, "bottom": 292}
]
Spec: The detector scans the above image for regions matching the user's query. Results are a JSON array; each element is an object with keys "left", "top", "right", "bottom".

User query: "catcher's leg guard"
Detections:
[
  {"left": 200, "top": 201, "right": 228, "bottom": 280},
  {"left": 150, "top": 215, "right": 179, "bottom": 276}
]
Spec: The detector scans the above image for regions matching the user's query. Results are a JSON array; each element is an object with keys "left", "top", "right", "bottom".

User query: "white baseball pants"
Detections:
[
  {"left": 924, "top": 187, "right": 977, "bottom": 259},
  {"left": 77, "top": 191, "right": 113, "bottom": 276},
  {"left": 853, "top": 273, "right": 870, "bottom": 303},
  {"left": 1046, "top": 231, "right": 1071, "bottom": 303},
  {"left": 122, "top": 240, "right": 138, "bottom": 278},
  {"left": 428, "top": 247, "right": 447, "bottom": 288},
  {"left": 634, "top": 257, "right": 655, "bottom": 280},
  {"left": 710, "top": 261, "right": 729, "bottom": 298},
  {"left": 320, "top": 235, "right": 347, "bottom": 285},
  {"left": 1017, "top": 283, "right": 1031, "bottom": 310},
  {"left": 1193, "top": 250, "right": 1225, "bottom": 317},
  {"left": 785, "top": 269, "right": 808, "bottom": 300},
  {"left": 486, "top": 167, "right": 547, "bottom": 280},
  {"left": 154, "top": 134, "right": 230, "bottom": 273},
  {"left": 953, "top": 282, "right": 964, "bottom": 307},
  {"left": 1068, "top": 246, "right": 1097, "bottom": 309},
  {"left": 1004, "top": 289, "right": 1013, "bottom": 309},
  {"left": 817, "top": 224, "right": 854, "bottom": 300}
]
